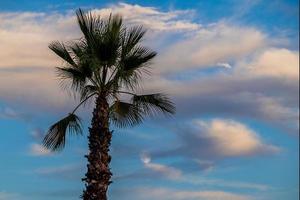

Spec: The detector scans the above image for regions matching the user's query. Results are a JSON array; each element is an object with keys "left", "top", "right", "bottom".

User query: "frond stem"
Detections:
[
  {"left": 107, "top": 66, "right": 118, "bottom": 83},
  {"left": 71, "top": 92, "right": 97, "bottom": 114}
]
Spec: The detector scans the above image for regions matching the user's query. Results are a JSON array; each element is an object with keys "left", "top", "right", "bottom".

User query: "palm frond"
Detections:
[
  {"left": 77, "top": 9, "right": 123, "bottom": 67},
  {"left": 76, "top": 8, "right": 101, "bottom": 42},
  {"left": 121, "top": 46, "right": 156, "bottom": 72},
  {"left": 43, "top": 113, "right": 82, "bottom": 151},
  {"left": 121, "top": 25, "right": 146, "bottom": 56},
  {"left": 56, "top": 67, "right": 87, "bottom": 92},
  {"left": 111, "top": 47, "right": 156, "bottom": 90},
  {"left": 80, "top": 85, "right": 98, "bottom": 102},
  {"left": 110, "top": 100, "right": 143, "bottom": 128},
  {"left": 49, "top": 41, "right": 77, "bottom": 67},
  {"left": 132, "top": 93, "right": 175, "bottom": 116}
]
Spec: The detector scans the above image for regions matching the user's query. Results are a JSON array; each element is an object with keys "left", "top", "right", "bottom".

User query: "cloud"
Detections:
[
  {"left": 93, "top": 3, "right": 199, "bottom": 32},
  {"left": 115, "top": 151, "right": 272, "bottom": 192},
  {"left": 0, "top": 3, "right": 197, "bottom": 70},
  {"left": 29, "top": 143, "right": 52, "bottom": 156},
  {"left": 0, "top": 106, "right": 31, "bottom": 121},
  {"left": 0, "top": 12, "right": 78, "bottom": 69},
  {"left": 217, "top": 62, "right": 232, "bottom": 69},
  {"left": 154, "top": 119, "right": 280, "bottom": 160},
  {"left": 112, "top": 187, "right": 252, "bottom": 200},
  {"left": 156, "top": 22, "right": 266, "bottom": 73},
  {"left": 243, "top": 48, "right": 299, "bottom": 79},
  {"left": 142, "top": 67, "right": 298, "bottom": 133},
  {"left": 0, "top": 69, "right": 72, "bottom": 112},
  {"left": 0, "top": 3, "right": 198, "bottom": 112},
  {"left": 140, "top": 153, "right": 182, "bottom": 179},
  {"left": 0, "top": 3, "right": 298, "bottom": 134},
  {"left": 193, "top": 119, "right": 280, "bottom": 156}
]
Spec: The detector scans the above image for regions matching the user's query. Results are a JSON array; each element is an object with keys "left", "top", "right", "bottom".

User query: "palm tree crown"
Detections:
[{"left": 43, "top": 9, "right": 175, "bottom": 151}]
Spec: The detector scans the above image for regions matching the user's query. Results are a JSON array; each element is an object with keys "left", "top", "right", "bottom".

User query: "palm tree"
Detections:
[{"left": 43, "top": 9, "right": 175, "bottom": 200}]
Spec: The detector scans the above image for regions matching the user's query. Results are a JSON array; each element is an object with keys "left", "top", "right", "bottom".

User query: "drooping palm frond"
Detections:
[
  {"left": 43, "top": 113, "right": 82, "bottom": 151},
  {"left": 132, "top": 93, "right": 176, "bottom": 116},
  {"left": 110, "top": 100, "right": 144, "bottom": 128}
]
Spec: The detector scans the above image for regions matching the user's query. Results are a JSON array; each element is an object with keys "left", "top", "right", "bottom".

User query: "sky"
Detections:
[{"left": 0, "top": 0, "right": 299, "bottom": 200}]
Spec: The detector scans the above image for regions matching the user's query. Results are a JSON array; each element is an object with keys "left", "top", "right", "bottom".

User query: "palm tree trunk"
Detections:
[{"left": 82, "top": 95, "right": 112, "bottom": 200}]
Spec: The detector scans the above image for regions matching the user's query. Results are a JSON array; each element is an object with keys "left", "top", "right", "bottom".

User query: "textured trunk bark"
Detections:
[{"left": 82, "top": 95, "right": 112, "bottom": 200}]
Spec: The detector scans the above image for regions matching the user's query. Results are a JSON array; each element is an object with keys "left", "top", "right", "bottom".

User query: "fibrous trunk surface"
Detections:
[{"left": 82, "top": 95, "right": 112, "bottom": 200}]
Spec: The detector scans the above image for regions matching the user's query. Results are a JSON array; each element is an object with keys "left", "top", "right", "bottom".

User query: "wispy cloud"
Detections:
[
  {"left": 216, "top": 62, "right": 232, "bottom": 69},
  {"left": 29, "top": 143, "right": 52, "bottom": 156},
  {"left": 140, "top": 153, "right": 182, "bottom": 179},
  {"left": 116, "top": 151, "right": 271, "bottom": 192}
]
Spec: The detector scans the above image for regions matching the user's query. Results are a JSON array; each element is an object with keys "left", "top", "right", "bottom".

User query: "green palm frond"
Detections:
[
  {"left": 110, "top": 100, "right": 144, "bottom": 128},
  {"left": 43, "top": 113, "right": 82, "bottom": 151},
  {"left": 132, "top": 93, "right": 175, "bottom": 116}
]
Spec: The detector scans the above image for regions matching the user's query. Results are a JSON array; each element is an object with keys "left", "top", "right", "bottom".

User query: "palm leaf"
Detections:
[
  {"left": 43, "top": 113, "right": 82, "bottom": 151},
  {"left": 56, "top": 67, "right": 88, "bottom": 92},
  {"left": 114, "top": 46, "right": 156, "bottom": 90},
  {"left": 110, "top": 101, "right": 143, "bottom": 128},
  {"left": 77, "top": 9, "right": 123, "bottom": 66},
  {"left": 121, "top": 25, "right": 146, "bottom": 57},
  {"left": 132, "top": 93, "right": 175, "bottom": 116},
  {"left": 49, "top": 41, "right": 77, "bottom": 67},
  {"left": 80, "top": 85, "right": 98, "bottom": 103}
]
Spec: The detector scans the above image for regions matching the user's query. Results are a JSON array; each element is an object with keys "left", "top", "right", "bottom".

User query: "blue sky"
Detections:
[{"left": 0, "top": 1, "right": 299, "bottom": 200}]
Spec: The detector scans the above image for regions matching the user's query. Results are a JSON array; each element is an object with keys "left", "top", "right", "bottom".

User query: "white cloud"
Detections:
[
  {"left": 193, "top": 119, "right": 280, "bottom": 156},
  {"left": 153, "top": 119, "right": 280, "bottom": 160},
  {"left": 92, "top": 3, "right": 199, "bottom": 31},
  {"left": 217, "top": 62, "right": 232, "bottom": 69},
  {"left": 156, "top": 22, "right": 266, "bottom": 73},
  {"left": 0, "top": 11, "right": 78, "bottom": 69},
  {"left": 244, "top": 48, "right": 299, "bottom": 79},
  {"left": 29, "top": 143, "right": 52, "bottom": 156}
]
